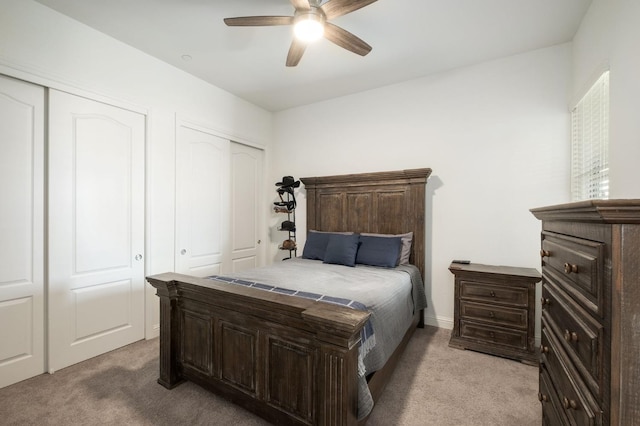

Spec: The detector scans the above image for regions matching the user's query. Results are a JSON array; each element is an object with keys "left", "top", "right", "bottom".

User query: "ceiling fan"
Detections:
[{"left": 224, "top": 0, "right": 377, "bottom": 67}]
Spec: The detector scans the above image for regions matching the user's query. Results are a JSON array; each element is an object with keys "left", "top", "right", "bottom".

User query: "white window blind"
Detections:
[{"left": 571, "top": 71, "right": 610, "bottom": 201}]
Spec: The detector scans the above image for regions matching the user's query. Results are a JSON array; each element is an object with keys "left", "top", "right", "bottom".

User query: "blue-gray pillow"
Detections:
[
  {"left": 301, "top": 231, "right": 331, "bottom": 260},
  {"left": 356, "top": 235, "right": 402, "bottom": 268},
  {"left": 323, "top": 234, "right": 360, "bottom": 267},
  {"left": 361, "top": 232, "right": 413, "bottom": 264},
  {"left": 302, "top": 230, "right": 354, "bottom": 261}
]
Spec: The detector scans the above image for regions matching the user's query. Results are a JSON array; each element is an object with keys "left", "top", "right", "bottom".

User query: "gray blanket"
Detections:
[{"left": 212, "top": 257, "right": 427, "bottom": 419}]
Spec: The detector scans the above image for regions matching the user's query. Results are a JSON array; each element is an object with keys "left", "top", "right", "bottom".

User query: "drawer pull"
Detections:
[
  {"left": 540, "top": 297, "right": 550, "bottom": 308},
  {"left": 488, "top": 311, "right": 495, "bottom": 318},
  {"left": 540, "top": 249, "right": 550, "bottom": 258},
  {"left": 564, "top": 329, "right": 579, "bottom": 343},
  {"left": 538, "top": 392, "right": 549, "bottom": 402},
  {"left": 564, "top": 262, "right": 578, "bottom": 274},
  {"left": 540, "top": 345, "right": 549, "bottom": 354},
  {"left": 562, "top": 396, "right": 578, "bottom": 410},
  {"left": 489, "top": 291, "right": 496, "bottom": 297}
]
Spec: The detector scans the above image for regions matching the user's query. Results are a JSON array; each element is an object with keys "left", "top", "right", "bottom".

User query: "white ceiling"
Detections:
[{"left": 34, "top": 0, "right": 592, "bottom": 112}]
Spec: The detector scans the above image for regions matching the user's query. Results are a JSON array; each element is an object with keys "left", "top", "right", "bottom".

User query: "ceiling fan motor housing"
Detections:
[{"left": 293, "top": 7, "right": 326, "bottom": 42}]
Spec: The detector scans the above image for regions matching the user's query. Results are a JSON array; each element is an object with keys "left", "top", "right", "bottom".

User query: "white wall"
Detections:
[
  {"left": 273, "top": 44, "right": 572, "bottom": 330},
  {"left": 8, "top": 0, "right": 627, "bottom": 338},
  {"left": 572, "top": 0, "right": 640, "bottom": 198},
  {"left": 0, "top": 0, "right": 273, "bottom": 338}
]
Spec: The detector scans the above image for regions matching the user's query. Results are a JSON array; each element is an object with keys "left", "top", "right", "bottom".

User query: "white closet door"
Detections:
[
  {"left": 0, "top": 75, "right": 45, "bottom": 388},
  {"left": 48, "top": 90, "right": 145, "bottom": 372},
  {"left": 230, "top": 143, "right": 264, "bottom": 272},
  {"left": 175, "top": 123, "right": 230, "bottom": 277}
]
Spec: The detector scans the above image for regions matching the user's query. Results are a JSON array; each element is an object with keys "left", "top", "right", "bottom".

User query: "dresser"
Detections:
[
  {"left": 531, "top": 200, "right": 640, "bottom": 426},
  {"left": 449, "top": 263, "right": 540, "bottom": 365}
]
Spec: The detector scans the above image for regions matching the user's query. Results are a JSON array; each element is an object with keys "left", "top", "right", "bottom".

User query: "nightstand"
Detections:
[{"left": 448, "top": 262, "right": 540, "bottom": 365}]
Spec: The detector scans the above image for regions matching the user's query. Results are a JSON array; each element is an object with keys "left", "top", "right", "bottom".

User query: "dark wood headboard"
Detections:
[{"left": 300, "top": 168, "right": 432, "bottom": 280}]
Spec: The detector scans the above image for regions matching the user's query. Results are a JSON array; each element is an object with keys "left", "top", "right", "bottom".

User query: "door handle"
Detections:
[{"left": 135, "top": 254, "right": 143, "bottom": 261}]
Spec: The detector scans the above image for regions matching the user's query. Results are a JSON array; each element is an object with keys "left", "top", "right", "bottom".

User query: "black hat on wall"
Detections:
[
  {"left": 277, "top": 186, "right": 294, "bottom": 195},
  {"left": 280, "top": 220, "right": 296, "bottom": 231},
  {"left": 276, "top": 176, "right": 300, "bottom": 189},
  {"left": 273, "top": 200, "right": 296, "bottom": 210}
]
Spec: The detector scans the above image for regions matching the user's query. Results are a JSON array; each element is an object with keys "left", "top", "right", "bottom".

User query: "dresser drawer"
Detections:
[
  {"left": 460, "top": 300, "right": 528, "bottom": 329},
  {"left": 539, "top": 365, "right": 568, "bottom": 426},
  {"left": 542, "top": 283, "right": 604, "bottom": 396},
  {"left": 460, "top": 280, "right": 529, "bottom": 307},
  {"left": 541, "top": 324, "right": 602, "bottom": 426},
  {"left": 460, "top": 320, "right": 528, "bottom": 350},
  {"left": 541, "top": 231, "right": 604, "bottom": 317}
]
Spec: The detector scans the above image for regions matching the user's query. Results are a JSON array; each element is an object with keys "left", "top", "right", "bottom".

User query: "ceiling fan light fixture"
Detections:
[
  {"left": 293, "top": 12, "right": 325, "bottom": 43},
  {"left": 224, "top": 0, "right": 377, "bottom": 66}
]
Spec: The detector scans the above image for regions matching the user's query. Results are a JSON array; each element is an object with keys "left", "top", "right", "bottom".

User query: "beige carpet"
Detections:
[{"left": 0, "top": 326, "right": 540, "bottom": 425}]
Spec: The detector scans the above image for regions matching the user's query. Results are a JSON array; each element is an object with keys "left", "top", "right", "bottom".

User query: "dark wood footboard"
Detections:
[{"left": 148, "top": 272, "right": 371, "bottom": 425}]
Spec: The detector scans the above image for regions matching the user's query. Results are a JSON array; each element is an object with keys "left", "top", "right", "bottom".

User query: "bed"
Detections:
[{"left": 146, "top": 168, "right": 432, "bottom": 425}]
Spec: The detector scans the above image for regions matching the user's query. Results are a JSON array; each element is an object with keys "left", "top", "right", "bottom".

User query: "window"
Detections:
[{"left": 570, "top": 71, "right": 610, "bottom": 201}]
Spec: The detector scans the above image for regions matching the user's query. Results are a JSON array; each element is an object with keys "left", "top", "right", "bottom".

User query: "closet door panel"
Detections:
[
  {"left": 48, "top": 90, "right": 145, "bottom": 372},
  {"left": 176, "top": 123, "right": 230, "bottom": 276},
  {"left": 230, "top": 143, "right": 264, "bottom": 273},
  {"left": 0, "top": 75, "right": 45, "bottom": 388}
]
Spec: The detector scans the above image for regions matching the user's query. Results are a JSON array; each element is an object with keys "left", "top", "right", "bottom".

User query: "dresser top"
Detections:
[
  {"left": 531, "top": 199, "right": 640, "bottom": 223},
  {"left": 448, "top": 263, "right": 541, "bottom": 280}
]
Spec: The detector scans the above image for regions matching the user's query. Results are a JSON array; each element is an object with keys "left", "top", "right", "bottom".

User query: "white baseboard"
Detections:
[
  {"left": 145, "top": 324, "right": 160, "bottom": 340},
  {"left": 424, "top": 314, "right": 454, "bottom": 330}
]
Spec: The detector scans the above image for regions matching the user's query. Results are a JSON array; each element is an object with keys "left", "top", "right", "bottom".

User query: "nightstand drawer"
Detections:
[
  {"left": 460, "top": 320, "right": 528, "bottom": 350},
  {"left": 541, "top": 231, "right": 604, "bottom": 317},
  {"left": 460, "top": 280, "right": 529, "bottom": 307},
  {"left": 460, "top": 300, "right": 528, "bottom": 329},
  {"left": 540, "top": 325, "right": 602, "bottom": 426},
  {"left": 542, "top": 283, "right": 604, "bottom": 395}
]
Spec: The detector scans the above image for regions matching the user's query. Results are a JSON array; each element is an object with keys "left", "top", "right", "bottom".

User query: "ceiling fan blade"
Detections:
[
  {"left": 324, "top": 23, "right": 372, "bottom": 56},
  {"left": 286, "top": 39, "right": 307, "bottom": 67},
  {"left": 290, "top": 0, "right": 311, "bottom": 11},
  {"left": 320, "top": 0, "right": 377, "bottom": 20},
  {"left": 224, "top": 16, "right": 294, "bottom": 26}
]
